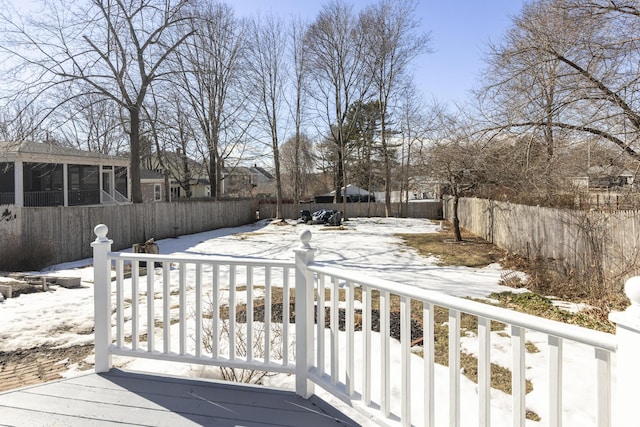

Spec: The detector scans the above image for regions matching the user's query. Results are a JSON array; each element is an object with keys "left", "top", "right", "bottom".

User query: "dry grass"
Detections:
[
  {"left": 398, "top": 227, "right": 505, "bottom": 267},
  {"left": 399, "top": 222, "right": 626, "bottom": 332}
]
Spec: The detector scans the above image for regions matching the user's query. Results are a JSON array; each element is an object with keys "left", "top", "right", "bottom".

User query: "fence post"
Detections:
[
  {"left": 91, "top": 224, "right": 113, "bottom": 373},
  {"left": 609, "top": 276, "right": 640, "bottom": 426},
  {"left": 294, "top": 229, "right": 316, "bottom": 398}
]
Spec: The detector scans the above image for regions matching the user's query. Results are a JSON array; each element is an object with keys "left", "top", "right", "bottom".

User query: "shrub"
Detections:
[{"left": 0, "top": 234, "right": 55, "bottom": 271}]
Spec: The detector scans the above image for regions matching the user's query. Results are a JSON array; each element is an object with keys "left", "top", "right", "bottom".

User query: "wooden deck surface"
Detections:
[{"left": 0, "top": 369, "right": 361, "bottom": 426}]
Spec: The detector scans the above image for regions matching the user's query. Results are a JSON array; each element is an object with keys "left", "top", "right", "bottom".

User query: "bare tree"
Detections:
[
  {"left": 426, "top": 110, "right": 482, "bottom": 241},
  {"left": 172, "top": 2, "right": 251, "bottom": 199},
  {"left": 398, "top": 82, "right": 432, "bottom": 215},
  {"left": 0, "top": 0, "right": 195, "bottom": 203},
  {"left": 0, "top": 101, "right": 49, "bottom": 143},
  {"left": 479, "top": 0, "right": 640, "bottom": 166},
  {"left": 305, "top": 0, "right": 370, "bottom": 215},
  {"left": 289, "top": 15, "right": 309, "bottom": 214},
  {"left": 246, "top": 13, "right": 288, "bottom": 218},
  {"left": 53, "top": 93, "right": 128, "bottom": 155},
  {"left": 359, "top": 0, "right": 430, "bottom": 216},
  {"left": 280, "top": 133, "right": 314, "bottom": 201}
]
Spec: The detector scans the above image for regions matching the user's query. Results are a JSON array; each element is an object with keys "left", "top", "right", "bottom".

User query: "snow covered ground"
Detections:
[{"left": 0, "top": 217, "right": 615, "bottom": 426}]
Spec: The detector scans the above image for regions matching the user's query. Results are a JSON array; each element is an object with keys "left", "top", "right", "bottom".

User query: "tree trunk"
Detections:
[
  {"left": 273, "top": 144, "right": 283, "bottom": 220},
  {"left": 453, "top": 194, "right": 462, "bottom": 242},
  {"left": 129, "top": 107, "right": 143, "bottom": 204}
]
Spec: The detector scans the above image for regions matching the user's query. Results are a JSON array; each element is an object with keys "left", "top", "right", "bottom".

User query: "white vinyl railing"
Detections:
[{"left": 92, "top": 224, "right": 640, "bottom": 427}]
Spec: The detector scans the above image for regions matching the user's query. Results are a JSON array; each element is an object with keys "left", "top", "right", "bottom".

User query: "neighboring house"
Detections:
[
  {"left": 314, "top": 184, "right": 375, "bottom": 203},
  {"left": 143, "top": 149, "right": 210, "bottom": 200},
  {"left": 144, "top": 149, "right": 276, "bottom": 199},
  {"left": 571, "top": 165, "right": 636, "bottom": 190},
  {"left": 221, "top": 165, "right": 275, "bottom": 197},
  {"left": 140, "top": 169, "right": 167, "bottom": 203},
  {"left": 0, "top": 141, "right": 129, "bottom": 207}
]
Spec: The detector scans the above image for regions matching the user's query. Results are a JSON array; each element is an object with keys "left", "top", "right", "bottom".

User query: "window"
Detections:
[{"left": 154, "top": 184, "right": 162, "bottom": 201}]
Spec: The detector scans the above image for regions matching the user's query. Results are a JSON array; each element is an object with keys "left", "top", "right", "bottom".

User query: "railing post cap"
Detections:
[
  {"left": 299, "top": 229, "right": 312, "bottom": 248},
  {"left": 625, "top": 276, "right": 640, "bottom": 314},
  {"left": 93, "top": 224, "right": 110, "bottom": 243}
]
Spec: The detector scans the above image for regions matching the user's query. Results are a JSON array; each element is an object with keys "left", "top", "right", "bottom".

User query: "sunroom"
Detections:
[{"left": 0, "top": 141, "right": 129, "bottom": 207}]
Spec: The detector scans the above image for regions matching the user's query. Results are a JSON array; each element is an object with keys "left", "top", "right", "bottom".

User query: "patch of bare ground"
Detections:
[{"left": 0, "top": 345, "right": 94, "bottom": 392}]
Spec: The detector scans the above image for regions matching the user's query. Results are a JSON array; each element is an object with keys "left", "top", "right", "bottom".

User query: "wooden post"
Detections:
[
  {"left": 294, "top": 229, "right": 315, "bottom": 398},
  {"left": 91, "top": 224, "right": 113, "bottom": 373},
  {"left": 609, "top": 276, "right": 640, "bottom": 427}
]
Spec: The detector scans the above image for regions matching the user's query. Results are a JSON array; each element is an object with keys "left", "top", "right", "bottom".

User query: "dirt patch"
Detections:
[{"left": 0, "top": 344, "right": 94, "bottom": 392}]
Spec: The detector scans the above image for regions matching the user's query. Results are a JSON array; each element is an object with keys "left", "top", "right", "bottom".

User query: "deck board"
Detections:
[{"left": 0, "top": 369, "right": 360, "bottom": 426}]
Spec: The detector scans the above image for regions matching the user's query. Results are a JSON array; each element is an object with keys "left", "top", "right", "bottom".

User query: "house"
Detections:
[
  {"left": 0, "top": 141, "right": 129, "bottom": 207},
  {"left": 143, "top": 149, "right": 211, "bottom": 200},
  {"left": 144, "top": 149, "right": 277, "bottom": 199},
  {"left": 572, "top": 165, "right": 636, "bottom": 190},
  {"left": 140, "top": 169, "right": 167, "bottom": 203},
  {"left": 221, "top": 165, "right": 275, "bottom": 197},
  {"left": 314, "top": 184, "right": 375, "bottom": 203},
  {"left": 588, "top": 165, "right": 635, "bottom": 189}
]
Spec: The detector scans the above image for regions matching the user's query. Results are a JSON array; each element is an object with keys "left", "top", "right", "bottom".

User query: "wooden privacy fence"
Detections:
[
  {"left": 443, "top": 197, "right": 640, "bottom": 280},
  {"left": 258, "top": 200, "right": 443, "bottom": 220},
  {"left": 0, "top": 200, "right": 256, "bottom": 265}
]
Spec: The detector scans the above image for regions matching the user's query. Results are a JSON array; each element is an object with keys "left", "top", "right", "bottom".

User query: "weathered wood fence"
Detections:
[
  {"left": 0, "top": 200, "right": 256, "bottom": 265},
  {"left": 443, "top": 197, "right": 640, "bottom": 281},
  {"left": 257, "top": 200, "right": 443, "bottom": 220},
  {"left": 0, "top": 199, "right": 443, "bottom": 267}
]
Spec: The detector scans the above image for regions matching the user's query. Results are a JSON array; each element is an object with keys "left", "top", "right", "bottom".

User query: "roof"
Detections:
[
  {"left": 221, "top": 165, "right": 275, "bottom": 180},
  {"left": 588, "top": 165, "right": 635, "bottom": 177},
  {"left": 329, "top": 184, "right": 372, "bottom": 196},
  {"left": 140, "top": 169, "right": 165, "bottom": 181},
  {"left": 0, "top": 141, "right": 128, "bottom": 165},
  {"left": 251, "top": 166, "right": 275, "bottom": 180}
]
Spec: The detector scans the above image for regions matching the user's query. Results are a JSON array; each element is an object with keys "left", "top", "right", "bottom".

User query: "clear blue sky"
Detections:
[
  {"left": 11, "top": 0, "right": 528, "bottom": 106},
  {"left": 231, "top": 0, "right": 528, "bottom": 106}
]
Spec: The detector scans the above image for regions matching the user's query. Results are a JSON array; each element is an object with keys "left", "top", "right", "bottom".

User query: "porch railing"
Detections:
[
  {"left": 0, "top": 192, "right": 15, "bottom": 205},
  {"left": 68, "top": 189, "right": 100, "bottom": 206},
  {"left": 92, "top": 224, "right": 640, "bottom": 427},
  {"left": 24, "top": 190, "right": 63, "bottom": 207},
  {"left": 100, "top": 189, "right": 130, "bottom": 205}
]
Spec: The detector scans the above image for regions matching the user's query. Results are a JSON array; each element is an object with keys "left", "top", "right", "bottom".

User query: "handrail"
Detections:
[
  {"left": 307, "top": 262, "right": 617, "bottom": 351},
  {"left": 107, "top": 251, "right": 295, "bottom": 269},
  {"left": 101, "top": 189, "right": 130, "bottom": 205},
  {"left": 113, "top": 189, "right": 130, "bottom": 203}
]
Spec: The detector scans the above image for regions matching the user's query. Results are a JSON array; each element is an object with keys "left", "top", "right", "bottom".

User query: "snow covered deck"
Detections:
[{"left": 0, "top": 368, "right": 358, "bottom": 426}]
